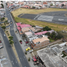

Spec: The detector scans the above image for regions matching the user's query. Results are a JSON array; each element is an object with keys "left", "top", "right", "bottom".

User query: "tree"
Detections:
[
  {"left": 1, "top": 1, "right": 3, "bottom": 2},
  {"left": 4, "top": 20, "right": 8, "bottom": 25},
  {"left": 9, "top": 40, "right": 14, "bottom": 46},
  {"left": 45, "top": 32, "right": 50, "bottom": 36},
  {"left": 1, "top": 4, "right": 4, "bottom": 8},
  {"left": 2, "top": 26, "right": 6, "bottom": 30},
  {"left": 50, "top": 3, "right": 53, "bottom": 6},
  {"left": 62, "top": 4, "right": 65, "bottom": 7},
  {"left": 1, "top": 17, "right": 5, "bottom": 21},
  {"left": 32, "top": 6, "right": 35, "bottom": 9},
  {"left": 43, "top": 26, "right": 51, "bottom": 31},
  {"left": 9, "top": 36, "right": 13, "bottom": 40}
]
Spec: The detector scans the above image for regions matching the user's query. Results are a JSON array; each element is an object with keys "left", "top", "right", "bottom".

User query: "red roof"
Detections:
[
  {"left": 43, "top": 2, "right": 47, "bottom": 4},
  {"left": 22, "top": 5, "right": 29, "bottom": 8},
  {"left": 35, "top": 31, "right": 47, "bottom": 35},
  {"left": 17, "top": 27, "right": 21, "bottom": 31},
  {"left": 20, "top": 24, "right": 31, "bottom": 28},
  {"left": 16, "top": 23, "right": 21, "bottom": 27}
]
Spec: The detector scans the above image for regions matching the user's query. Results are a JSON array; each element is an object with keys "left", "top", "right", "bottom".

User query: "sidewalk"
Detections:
[{"left": 14, "top": 24, "right": 38, "bottom": 67}]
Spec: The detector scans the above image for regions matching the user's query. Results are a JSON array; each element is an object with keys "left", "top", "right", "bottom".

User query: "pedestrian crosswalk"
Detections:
[{"left": 37, "top": 15, "right": 53, "bottom": 22}]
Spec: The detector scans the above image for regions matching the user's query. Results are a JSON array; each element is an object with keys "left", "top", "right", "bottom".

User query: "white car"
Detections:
[{"left": 4, "top": 34, "right": 5, "bottom": 36}]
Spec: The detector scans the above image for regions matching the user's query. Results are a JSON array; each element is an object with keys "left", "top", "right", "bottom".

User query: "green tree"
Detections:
[
  {"left": 32, "top": 6, "right": 35, "bottom": 9},
  {"left": 45, "top": 32, "right": 50, "bottom": 36},
  {"left": 4, "top": 20, "right": 8, "bottom": 25},
  {"left": 2, "top": 26, "right": 6, "bottom": 30},
  {"left": 1, "top": 4, "right": 4, "bottom": 8},
  {"left": 43, "top": 26, "right": 51, "bottom": 31},
  {"left": 1, "top": 1, "right": 3, "bottom": 2},
  {"left": 1, "top": 17, "right": 5, "bottom": 21},
  {"left": 50, "top": 3, "right": 53, "bottom": 6},
  {"left": 9, "top": 40, "right": 14, "bottom": 46},
  {"left": 9, "top": 36, "right": 13, "bottom": 40}
]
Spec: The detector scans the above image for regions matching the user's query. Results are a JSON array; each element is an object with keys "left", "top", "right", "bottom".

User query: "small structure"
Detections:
[{"left": 63, "top": 49, "right": 67, "bottom": 56}]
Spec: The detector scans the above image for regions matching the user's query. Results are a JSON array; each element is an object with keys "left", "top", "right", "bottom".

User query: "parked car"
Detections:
[
  {"left": 19, "top": 40, "right": 22, "bottom": 44},
  {"left": 0, "top": 40, "right": 1, "bottom": 43},
  {"left": 26, "top": 47, "right": 31, "bottom": 51},
  {"left": 26, "top": 41, "right": 29, "bottom": 44},
  {"left": 0, "top": 46, "right": 3, "bottom": 49},
  {"left": 0, "top": 43, "right": 3, "bottom": 49},
  {"left": 32, "top": 56, "right": 37, "bottom": 62}
]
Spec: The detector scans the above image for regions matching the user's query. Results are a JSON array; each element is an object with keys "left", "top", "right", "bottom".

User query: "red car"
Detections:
[
  {"left": 0, "top": 40, "right": 1, "bottom": 43},
  {"left": 26, "top": 41, "right": 29, "bottom": 44},
  {"left": 32, "top": 56, "right": 37, "bottom": 62},
  {"left": 20, "top": 42, "right": 22, "bottom": 44}
]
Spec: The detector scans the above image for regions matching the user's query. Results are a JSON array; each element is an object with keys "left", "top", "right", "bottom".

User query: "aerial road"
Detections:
[{"left": 4, "top": 1, "right": 30, "bottom": 67}]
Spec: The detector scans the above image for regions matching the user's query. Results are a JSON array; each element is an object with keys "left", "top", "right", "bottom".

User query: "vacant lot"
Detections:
[
  {"left": 11, "top": 8, "right": 67, "bottom": 31},
  {"left": 11, "top": 8, "right": 67, "bottom": 17}
]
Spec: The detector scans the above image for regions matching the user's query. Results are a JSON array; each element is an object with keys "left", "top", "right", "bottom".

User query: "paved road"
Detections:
[
  {"left": 0, "top": 22, "right": 4, "bottom": 24},
  {"left": 41, "top": 11, "right": 67, "bottom": 17},
  {"left": 18, "top": 14, "right": 37, "bottom": 19},
  {"left": 0, "top": 27, "right": 20, "bottom": 67},
  {"left": 4, "top": 2, "right": 30, "bottom": 67},
  {"left": 18, "top": 11, "right": 67, "bottom": 25}
]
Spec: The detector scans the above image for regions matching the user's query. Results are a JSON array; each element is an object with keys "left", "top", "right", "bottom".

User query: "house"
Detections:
[
  {"left": 31, "top": 35, "right": 49, "bottom": 48},
  {"left": 43, "top": 2, "right": 48, "bottom": 7}
]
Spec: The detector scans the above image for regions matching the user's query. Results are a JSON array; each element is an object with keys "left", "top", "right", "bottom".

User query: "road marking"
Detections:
[
  {"left": 34, "top": 15, "right": 40, "bottom": 20},
  {"left": 37, "top": 15, "right": 53, "bottom": 22},
  {"left": 58, "top": 19, "right": 64, "bottom": 21}
]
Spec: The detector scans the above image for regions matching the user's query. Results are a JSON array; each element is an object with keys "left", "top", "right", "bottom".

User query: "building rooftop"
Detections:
[
  {"left": 17, "top": 27, "right": 21, "bottom": 31},
  {"left": 33, "top": 36, "right": 49, "bottom": 44},
  {"left": 20, "top": 24, "right": 31, "bottom": 28},
  {"left": 25, "top": 32, "right": 33, "bottom": 36},
  {"left": 35, "top": 31, "right": 47, "bottom": 35},
  {"left": 16, "top": 22, "right": 21, "bottom": 27},
  {"left": 22, "top": 27, "right": 30, "bottom": 33},
  {"left": 28, "top": 35, "right": 38, "bottom": 42},
  {"left": 37, "top": 42, "right": 67, "bottom": 67}
]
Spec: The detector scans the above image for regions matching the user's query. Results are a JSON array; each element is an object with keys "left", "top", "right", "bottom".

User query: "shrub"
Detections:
[
  {"left": 19, "top": 40, "right": 22, "bottom": 42},
  {"left": 28, "top": 57, "right": 30, "bottom": 61},
  {"left": 9, "top": 36, "right": 13, "bottom": 40},
  {"left": 25, "top": 51, "right": 27, "bottom": 55},
  {"left": 43, "top": 26, "right": 51, "bottom": 31}
]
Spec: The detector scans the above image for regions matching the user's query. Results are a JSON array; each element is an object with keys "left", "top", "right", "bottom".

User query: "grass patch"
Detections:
[
  {"left": 14, "top": 17, "right": 67, "bottom": 31},
  {"left": 12, "top": 8, "right": 67, "bottom": 17},
  {"left": 49, "top": 38, "right": 55, "bottom": 42}
]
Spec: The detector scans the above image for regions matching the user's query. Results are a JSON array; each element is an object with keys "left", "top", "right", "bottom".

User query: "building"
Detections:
[
  {"left": 35, "top": 31, "right": 48, "bottom": 35},
  {"left": 37, "top": 42, "right": 67, "bottom": 67},
  {"left": 31, "top": 35, "right": 49, "bottom": 49}
]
